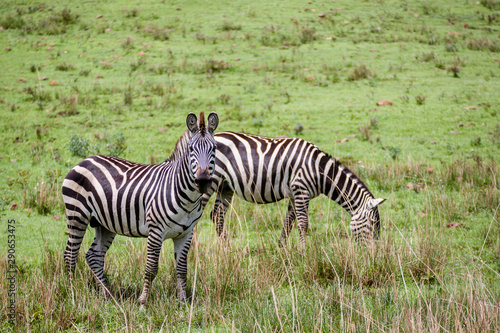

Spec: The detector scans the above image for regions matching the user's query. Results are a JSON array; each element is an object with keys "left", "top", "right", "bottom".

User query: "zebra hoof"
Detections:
[
  {"left": 138, "top": 293, "right": 148, "bottom": 305},
  {"left": 217, "top": 234, "right": 229, "bottom": 246},
  {"left": 177, "top": 291, "right": 188, "bottom": 304},
  {"left": 100, "top": 287, "right": 112, "bottom": 301},
  {"left": 218, "top": 232, "right": 228, "bottom": 240}
]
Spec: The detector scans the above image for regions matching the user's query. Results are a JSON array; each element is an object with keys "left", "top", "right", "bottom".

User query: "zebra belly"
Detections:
[
  {"left": 89, "top": 205, "right": 149, "bottom": 237},
  {"left": 161, "top": 209, "right": 201, "bottom": 240},
  {"left": 162, "top": 215, "right": 190, "bottom": 240},
  {"left": 234, "top": 185, "right": 289, "bottom": 204}
]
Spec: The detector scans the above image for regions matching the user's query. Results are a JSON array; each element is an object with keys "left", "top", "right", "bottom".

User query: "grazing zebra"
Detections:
[
  {"left": 201, "top": 131, "right": 385, "bottom": 246},
  {"left": 62, "top": 112, "right": 219, "bottom": 304}
]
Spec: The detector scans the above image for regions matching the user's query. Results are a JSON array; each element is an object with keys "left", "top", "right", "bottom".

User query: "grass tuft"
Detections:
[
  {"left": 466, "top": 36, "right": 500, "bottom": 52},
  {"left": 348, "top": 65, "right": 374, "bottom": 81},
  {"left": 220, "top": 21, "right": 242, "bottom": 31}
]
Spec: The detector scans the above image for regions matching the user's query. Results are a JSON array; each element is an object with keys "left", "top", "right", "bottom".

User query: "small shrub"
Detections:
[
  {"left": 124, "top": 88, "right": 133, "bottom": 106},
  {"left": 68, "top": 134, "right": 89, "bottom": 157},
  {"left": 56, "top": 62, "right": 75, "bottom": 71},
  {"left": 121, "top": 36, "right": 135, "bottom": 51},
  {"left": 30, "top": 64, "right": 41, "bottom": 73},
  {"left": 387, "top": 146, "right": 401, "bottom": 160},
  {"left": 466, "top": 37, "right": 500, "bottom": 52},
  {"left": 422, "top": 3, "right": 438, "bottom": 15},
  {"left": 36, "top": 8, "right": 80, "bottom": 35},
  {"left": 204, "top": 58, "right": 230, "bottom": 74},
  {"left": 30, "top": 141, "right": 44, "bottom": 165},
  {"left": 359, "top": 124, "right": 372, "bottom": 143},
  {"left": 434, "top": 58, "right": 445, "bottom": 70},
  {"left": 294, "top": 123, "right": 304, "bottom": 135},
  {"left": 348, "top": 65, "right": 373, "bottom": 81},
  {"left": 299, "top": 25, "right": 316, "bottom": 44},
  {"left": 480, "top": 0, "right": 500, "bottom": 10},
  {"left": 79, "top": 69, "right": 91, "bottom": 77},
  {"left": 130, "top": 57, "right": 147, "bottom": 72},
  {"left": 143, "top": 24, "right": 171, "bottom": 41},
  {"left": 195, "top": 32, "right": 218, "bottom": 44},
  {"left": 23, "top": 177, "right": 62, "bottom": 215},
  {"left": 123, "top": 7, "right": 140, "bottom": 18},
  {"left": 417, "top": 51, "right": 436, "bottom": 62},
  {"left": 23, "top": 86, "right": 52, "bottom": 102},
  {"left": 56, "top": 8, "right": 79, "bottom": 25},
  {"left": 220, "top": 21, "right": 242, "bottom": 31},
  {"left": 490, "top": 124, "right": 500, "bottom": 147},
  {"left": 260, "top": 24, "right": 291, "bottom": 47},
  {"left": 58, "top": 95, "right": 78, "bottom": 116},
  {"left": 217, "top": 94, "right": 231, "bottom": 105},
  {"left": 149, "top": 63, "right": 171, "bottom": 75},
  {"left": 444, "top": 43, "right": 458, "bottom": 53},
  {"left": 150, "top": 83, "right": 166, "bottom": 96},
  {"left": 427, "top": 35, "right": 439, "bottom": 45},
  {"left": 415, "top": 95, "right": 426, "bottom": 105},
  {"left": 0, "top": 13, "right": 26, "bottom": 30},
  {"left": 106, "top": 133, "right": 127, "bottom": 157},
  {"left": 470, "top": 137, "right": 482, "bottom": 147},
  {"left": 446, "top": 64, "right": 460, "bottom": 77}
]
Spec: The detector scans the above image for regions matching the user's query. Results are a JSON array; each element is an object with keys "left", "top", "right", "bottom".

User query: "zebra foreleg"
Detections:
[
  {"left": 279, "top": 202, "right": 296, "bottom": 246},
  {"left": 138, "top": 229, "right": 163, "bottom": 305},
  {"left": 291, "top": 184, "right": 311, "bottom": 250},
  {"left": 173, "top": 229, "right": 194, "bottom": 303},
  {"left": 210, "top": 182, "right": 233, "bottom": 239},
  {"left": 85, "top": 226, "right": 116, "bottom": 298}
]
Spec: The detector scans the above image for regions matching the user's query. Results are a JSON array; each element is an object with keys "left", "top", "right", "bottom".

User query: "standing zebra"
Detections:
[
  {"left": 62, "top": 112, "right": 219, "bottom": 304},
  {"left": 201, "top": 131, "right": 385, "bottom": 247}
]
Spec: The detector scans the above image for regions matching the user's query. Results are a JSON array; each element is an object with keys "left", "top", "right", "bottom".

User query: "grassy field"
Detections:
[{"left": 0, "top": 0, "right": 499, "bottom": 331}]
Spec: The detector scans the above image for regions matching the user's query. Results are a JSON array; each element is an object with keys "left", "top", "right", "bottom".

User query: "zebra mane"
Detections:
[
  {"left": 199, "top": 111, "right": 206, "bottom": 133},
  {"left": 165, "top": 130, "right": 190, "bottom": 163},
  {"left": 323, "top": 152, "right": 373, "bottom": 197}
]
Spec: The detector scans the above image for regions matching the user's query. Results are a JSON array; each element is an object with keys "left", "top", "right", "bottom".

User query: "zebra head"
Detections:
[
  {"left": 350, "top": 197, "right": 386, "bottom": 242},
  {"left": 186, "top": 111, "right": 219, "bottom": 193}
]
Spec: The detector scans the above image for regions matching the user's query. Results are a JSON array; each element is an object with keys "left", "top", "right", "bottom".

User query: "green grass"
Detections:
[{"left": 0, "top": 0, "right": 499, "bottom": 331}]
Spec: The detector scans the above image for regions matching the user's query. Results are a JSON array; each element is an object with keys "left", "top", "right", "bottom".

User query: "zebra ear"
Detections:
[
  {"left": 207, "top": 112, "right": 219, "bottom": 133},
  {"left": 186, "top": 113, "right": 198, "bottom": 133},
  {"left": 367, "top": 198, "right": 386, "bottom": 210}
]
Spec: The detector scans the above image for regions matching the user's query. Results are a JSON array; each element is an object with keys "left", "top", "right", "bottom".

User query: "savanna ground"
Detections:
[{"left": 0, "top": 0, "right": 499, "bottom": 331}]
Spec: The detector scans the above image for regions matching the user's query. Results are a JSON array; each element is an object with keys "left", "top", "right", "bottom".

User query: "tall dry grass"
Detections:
[{"left": 1, "top": 218, "right": 498, "bottom": 331}]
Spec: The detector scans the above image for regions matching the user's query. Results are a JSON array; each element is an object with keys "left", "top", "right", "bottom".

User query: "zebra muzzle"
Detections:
[{"left": 195, "top": 167, "right": 212, "bottom": 193}]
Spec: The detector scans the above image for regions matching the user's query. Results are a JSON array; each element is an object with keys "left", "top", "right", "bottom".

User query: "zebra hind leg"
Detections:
[
  {"left": 210, "top": 182, "right": 233, "bottom": 239},
  {"left": 85, "top": 225, "right": 116, "bottom": 299},
  {"left": 279, "top": 202, "right": 296, "bottom": 246},
  {"left": 291, "top": 184, "right": 311, "bottom": 250},
  {"left": 64, "top": 213, "right": 90, "bottom": 274}
]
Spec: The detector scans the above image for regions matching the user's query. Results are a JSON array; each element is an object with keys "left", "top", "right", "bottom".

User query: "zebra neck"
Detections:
[
  {"left": 161, "top": 142, "right": 199, "bottom": 204},
  {"left": 319, "top": 155, "right": 372, "bottom": 215}
]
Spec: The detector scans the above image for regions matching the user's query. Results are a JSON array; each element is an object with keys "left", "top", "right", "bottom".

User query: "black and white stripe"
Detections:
[
  {"left": 63, "top": 112, "right": 219, "bottom": 304},
  {"left": 202, "top": 131, "right": 385, "bottom": 246}
]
